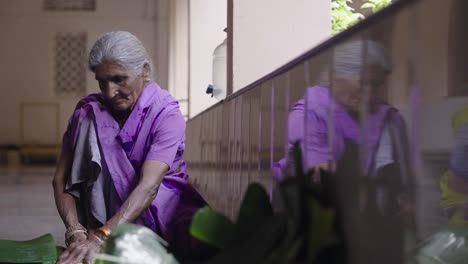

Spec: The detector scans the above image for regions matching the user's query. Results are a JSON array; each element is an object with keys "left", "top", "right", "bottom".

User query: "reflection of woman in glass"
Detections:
[
  {"left": 273, "top": 40, "right": 410, "bottom": 218},
  {"left": 271, "top": 40, "right": 412, "bottom": 263},
  {"left": 440, "top": 107, "right": 468, "bottom": 225},
  {"left": 274, "top": 40, "right": 406, "bottom": 180},
  {"left": 272, "top": 40, "right": 411, "bottom": 263}
]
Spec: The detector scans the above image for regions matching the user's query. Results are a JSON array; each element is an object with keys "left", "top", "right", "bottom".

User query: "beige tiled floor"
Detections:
[{"left": 0, "top": 166, "right": 65, "bottom": 246}]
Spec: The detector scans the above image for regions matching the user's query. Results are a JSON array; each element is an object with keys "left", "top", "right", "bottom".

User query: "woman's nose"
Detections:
[{"left": 102, "top": 83, "right": 118, "bottom": 99}]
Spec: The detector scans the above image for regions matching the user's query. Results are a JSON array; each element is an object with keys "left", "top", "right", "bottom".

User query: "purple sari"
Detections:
[
  {"left": 63, "top": 82, "right": 206, "bottom": 253},
  {"left": 273, "top": 86, "right": 405, "bottom": 179}
]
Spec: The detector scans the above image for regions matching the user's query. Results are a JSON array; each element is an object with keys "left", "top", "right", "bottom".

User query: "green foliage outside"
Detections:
[
  {"left": 361, "top": 0, "right": 393, "bottom": 13},
  {"left": 331, "top": 0, "right": 393, "bottom": 34},
  {"left": 331, "top": 0, "right": 364, "bottom": 34}
]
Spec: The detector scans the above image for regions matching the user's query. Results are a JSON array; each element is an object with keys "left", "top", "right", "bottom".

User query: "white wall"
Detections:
[
  {"left": 0, "top": 0, "right": 158, "bottom": 145},
  {"left": 168, "top": 0, "right": 190, "bottom": 118},
  {"left": 188, "top": 0, "right": 227, "bottom": 117},
  {"left": 232, "top": 0, "right": 331, "bottom": 91},
  {"left": 169, "top": 0, "right": 330, "bottom": 118},
  {"left": 153, "top": 0, "right": 170, "bottom": 90}
]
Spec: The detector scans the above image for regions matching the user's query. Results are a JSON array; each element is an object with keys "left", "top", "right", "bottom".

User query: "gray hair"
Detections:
[
  {"left": 88, "top": 31, "right": 153, "bottom": 78},
  {"left": 319, "top": 40, "right": 392, "bottom": 86}
]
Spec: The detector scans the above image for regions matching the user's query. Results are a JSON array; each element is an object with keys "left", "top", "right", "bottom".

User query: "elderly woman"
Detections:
[{"left": 53, "top": 31, "right": 205, "bottom": 264}]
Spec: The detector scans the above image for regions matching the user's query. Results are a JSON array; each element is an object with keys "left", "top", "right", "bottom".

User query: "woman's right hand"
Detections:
[{"left": 57, "top": 234, "right": 103, "bottom": 264}]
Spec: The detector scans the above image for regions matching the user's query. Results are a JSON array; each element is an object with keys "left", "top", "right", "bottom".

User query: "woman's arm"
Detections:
[
  {"left": 57, "top": 160, "right": 168, "bottom": 264},
  {"left": 52, "top": 148, "right": 86, "bottom": 239},
  {"left": 303, "top": 105, "right": 336, "bottom": 176},
  {"left": 105, "top": 160, "right": 168, "bottom": 229}
]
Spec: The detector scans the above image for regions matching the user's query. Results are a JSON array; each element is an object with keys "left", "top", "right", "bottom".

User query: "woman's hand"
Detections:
[
  {"left": 57, "top": 234, "right": 102, "bottom": 264},
  {"left": 311, "top": 162, "right": 336, "bottom": 182},
  {"left": 67, "top": 232, "right": 87, "bottom": 246}
]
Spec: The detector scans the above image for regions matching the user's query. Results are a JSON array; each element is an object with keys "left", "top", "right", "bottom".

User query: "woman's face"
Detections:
[
  {"left": 332, "top": 65, "right": 388, "bottom": 113},
  {"left": 94, "top": 62, "right": 148, "bottom": 112}
]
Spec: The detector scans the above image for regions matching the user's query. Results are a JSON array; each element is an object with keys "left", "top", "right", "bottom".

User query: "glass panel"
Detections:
[
  {"left": 259, "top": 81, "right": 273, "bottom": 191},
  {"left": 226, "top": 99, "right": 237, "bottom": 217},
  {"left": 413, "top": 1, "right": 468, "bottom": 263},
  {"left": 240, "top": 90, "right": 252, "bottom": 203},
  {"left": 332, "top": 35, "right": 410, "bottom": 263},
  {"left": 186, "top": 116, "right": 202, "bottom": 193},
  {"left": 249, "top": 88, "right": 262, "bottom": 184},
  {"left": 183, "top": 0, "right": 468, "bottom": 262},
  {"left": 271, "top": 73, "right": 289, "bottom": 183},
  {"left": 231, "top": 96, "right": 243, "bottom": 217}
]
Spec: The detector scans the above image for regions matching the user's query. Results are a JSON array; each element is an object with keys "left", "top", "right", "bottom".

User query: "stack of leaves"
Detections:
[
  {"left": 189, "top": 143, "right": 343, "bottom": 264},
  {"left": 0, "top": 234, "right": 58, "bottom": 264}
]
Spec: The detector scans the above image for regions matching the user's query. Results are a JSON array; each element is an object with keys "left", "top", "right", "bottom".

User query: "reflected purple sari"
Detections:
[{"left": 273, "top": 86, "right": 404, "bottom": 179}]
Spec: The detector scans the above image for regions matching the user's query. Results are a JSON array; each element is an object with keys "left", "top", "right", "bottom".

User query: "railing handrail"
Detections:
[{"left": 187, "top": 0, "right": 417, "bottom": 122}]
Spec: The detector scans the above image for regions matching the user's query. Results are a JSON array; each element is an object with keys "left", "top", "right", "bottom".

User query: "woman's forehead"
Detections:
[
  {"left": 94, "top": 62, "right": 132, "bottom": 76},
  {"left": 338, "top": 65, "right": 388, "bottom": 79}
]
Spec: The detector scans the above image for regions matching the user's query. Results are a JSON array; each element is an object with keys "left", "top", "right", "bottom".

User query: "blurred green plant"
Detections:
[
  {"left": 331, "top": 0, "right": 364, "bottom": 34},
  {"left": 0, "top": 234, "right": 58, "bottom": 264},
  {"left": 189, "top": 143, "right": 341, "bottom": 263},
  {"left": 95, "top": 224, "right": 178, "bottom": 264},
  {"left": 361, "top": 0, "right": 393, "bottom": 13},
  {"left": 94, "top": 144, "right": 343, "bottom": 263}
]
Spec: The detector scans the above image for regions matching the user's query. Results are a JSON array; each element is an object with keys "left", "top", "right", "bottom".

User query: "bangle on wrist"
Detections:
[
  {"left": 91, "top": 233, "right": 105, "bottom": 245},
  {"left": 65, "top": 223, "right": 88, "bottom": 246},
  {"left": 92, "top": 225, "right": 111, "bottom": 245},
  {"left": 95, "top": 225, "right": 111, "bottom": 239}
]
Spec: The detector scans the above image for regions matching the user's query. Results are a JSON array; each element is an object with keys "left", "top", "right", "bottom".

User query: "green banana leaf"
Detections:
[
  {"left": 232, "top": 183, "right": 273, "bottom": 243},
  {"left": 306, "top": 193, "right": 335, "bottom": 261},
  {"left": 0, "top": 234, "right": 58, "bottom": 263},
  {"left": 261, "top": 237, "right": 303, "bottom": 264},
  {"left": 278, "top": 178, "right": 305, "bottom": 248},
  {"left": 205, "top": 215, "right": 287, "bottom": 264},
  {"left": 186, "top": 142, "right": 341, "bottom": 263},
  {"left": 190, "top": 207, "right": 235, "bottom": 248}
]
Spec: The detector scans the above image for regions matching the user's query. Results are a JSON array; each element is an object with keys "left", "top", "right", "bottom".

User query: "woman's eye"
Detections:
[
  {"left": 98, "top": 80, "right": 106, "bottom": 89},
  {"left": 111, "top": 76, "right": 127, "bottom": 84}
]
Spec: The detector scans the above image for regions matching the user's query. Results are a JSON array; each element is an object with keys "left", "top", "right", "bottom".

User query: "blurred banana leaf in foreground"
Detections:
[
  {"left": 95, "top": 224, "right": 179, "bottom": 264},
  {"left": 189, "top": 142, "right": 342, "bottom": 264},
  {"left": 96, "top": 143, "right": 342, "bottom": 263},
  {"left": 416, "top": 227, "right": 468, "bottom": 264},
  {"left": 0, "top": 233, "right": 58, "bottom": 264}
]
